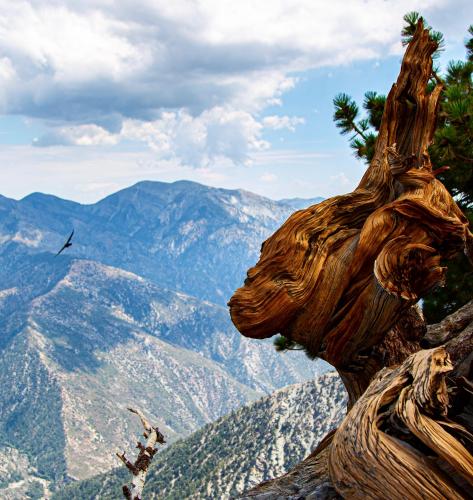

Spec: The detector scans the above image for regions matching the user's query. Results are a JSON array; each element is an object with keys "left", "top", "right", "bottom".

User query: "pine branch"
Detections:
[{"left": 333, "top": 93, "right": 368, "bottom": 140}]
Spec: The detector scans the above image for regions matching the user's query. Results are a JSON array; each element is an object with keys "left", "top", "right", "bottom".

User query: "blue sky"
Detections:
[{"left": 0, "top": 0, "right": 471, "bottom": 203}]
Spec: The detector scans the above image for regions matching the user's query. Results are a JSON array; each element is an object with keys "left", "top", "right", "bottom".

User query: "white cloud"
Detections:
[
  {"left": 252, "top": 150, "right": 331, "bottom": 165},
  {"left": 262, "top": 115, "right": 305, "bottom": 132},
  {"left": 121, "top": 107, "right": 269, "bottom": 166},
  {"left": 0, "top": 0, "right": 467, "bottom": 166},
  {"left": 330, "top": 172, "right": 350, "bottom": 187},
  {"left": 0, "top": 143, "right": 361, "bottom": 203},
  {"left": 33, "top": 124, "right": 118, "bottom": 146}
]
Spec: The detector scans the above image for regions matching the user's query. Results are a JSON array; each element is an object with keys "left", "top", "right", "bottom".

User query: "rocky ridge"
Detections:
[{"left": 54, "top": 372, "right": 347, "bottom": 500}]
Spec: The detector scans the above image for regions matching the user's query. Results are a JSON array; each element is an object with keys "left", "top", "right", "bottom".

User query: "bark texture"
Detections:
[
  {"left": 230, "top": 21, "right": 473, "bottom": 499},
  {"left": 330, "top": 347, "right": 473, "bottom": 499}
]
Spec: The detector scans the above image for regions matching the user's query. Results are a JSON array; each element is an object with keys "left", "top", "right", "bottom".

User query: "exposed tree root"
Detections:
[
  {"left": 240, "top": 302, "right": 473, "bottom": 499},
  {"left": 330, "top": 348, "right": 473, "bottom": 499}
]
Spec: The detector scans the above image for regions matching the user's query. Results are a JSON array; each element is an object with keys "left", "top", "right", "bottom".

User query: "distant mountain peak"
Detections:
[
  {"left": 0, "top": 180, "right": 325, "bottom": 304},
  {"left": 0, "top": 179, "right": 328, "bottom": 494},
  {"left": 278, "top": 196, "right": 325, "bottom": 210}
]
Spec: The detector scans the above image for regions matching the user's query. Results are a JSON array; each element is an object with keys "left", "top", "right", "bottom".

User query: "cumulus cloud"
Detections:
[
  {"left": 330, "top": 172, "right": 351, "bottom": 187},
  {"left": 0, "top": 0, "right": 468, "bottom": 165},
  {"left": 33, "top": 124, "right": 118, "bottom": 147},
  {"left": 33, "top": 106, "right": 271, "bottom": 166},
  {"left": 122, "top": 107, "right": 269, "bottom": 166}
]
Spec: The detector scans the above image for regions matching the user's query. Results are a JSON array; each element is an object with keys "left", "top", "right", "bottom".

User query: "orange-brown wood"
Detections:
[
  {"left": 229, "top": 21, "right": 472, "bottom": 379},
  {"left": 231, "top": 21, "right": 473, "bottom": 500}
]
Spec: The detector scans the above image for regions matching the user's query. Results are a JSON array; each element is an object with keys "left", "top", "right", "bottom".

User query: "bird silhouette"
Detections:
[{"left": 56, "top": 230, "right": 74, "bottom": 256}]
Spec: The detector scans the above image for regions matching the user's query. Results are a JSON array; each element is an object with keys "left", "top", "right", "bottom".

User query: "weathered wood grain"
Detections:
[
  {"left": 329, "top": 348, "right": 473, "bottom": 499},
  {"left": 229, "top": 20, "right": 472, "bottom": 391},
  {"left": 231, "top": 20, "right": 473, "bottom": 500},
  {"left": 238, "top": 302, "right": 473, "bottom": 499}
]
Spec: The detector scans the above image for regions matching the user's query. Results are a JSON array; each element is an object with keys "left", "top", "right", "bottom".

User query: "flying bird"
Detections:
[{"left": 56, "top": 230, "right": 74, "bottom": 256}]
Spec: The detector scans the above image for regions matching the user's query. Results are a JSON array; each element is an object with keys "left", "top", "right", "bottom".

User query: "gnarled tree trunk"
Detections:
[{"left": 229, "top": 21, "right": 473, "bottom": 499}]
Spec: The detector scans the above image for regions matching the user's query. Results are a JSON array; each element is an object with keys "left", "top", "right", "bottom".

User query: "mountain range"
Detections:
[
  {"left": 0, "top": 181, "right": 303, "bottom": 305},
  {"left": 0, "top": 181, "right": 330, "bottom": 497}
]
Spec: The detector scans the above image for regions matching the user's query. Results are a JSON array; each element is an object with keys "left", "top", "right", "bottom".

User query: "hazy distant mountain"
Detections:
[
  {"left": 54, "top": 372, "right": 346, "bottom": 500},
  {"left": 0, "top": 181, "right": 325, "bottom": 306},
  {"left": 0, "top": 257, "right": 324, "bottom": 490},
  {"left": 278, "top": 196, "right": 325, "bottom": 210}
]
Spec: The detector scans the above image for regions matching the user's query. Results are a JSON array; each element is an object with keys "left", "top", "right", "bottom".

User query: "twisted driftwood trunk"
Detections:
[{"left": 230, "top": 21, "right": 473, "bottom": 499}]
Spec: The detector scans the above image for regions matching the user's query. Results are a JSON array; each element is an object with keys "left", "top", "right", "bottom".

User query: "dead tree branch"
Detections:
[
  {"left": 229, "top": 21, "right": 472, "bottom": 402},
  {"left": 117, "top": 408, "right": 165, "bottom": 500}
]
